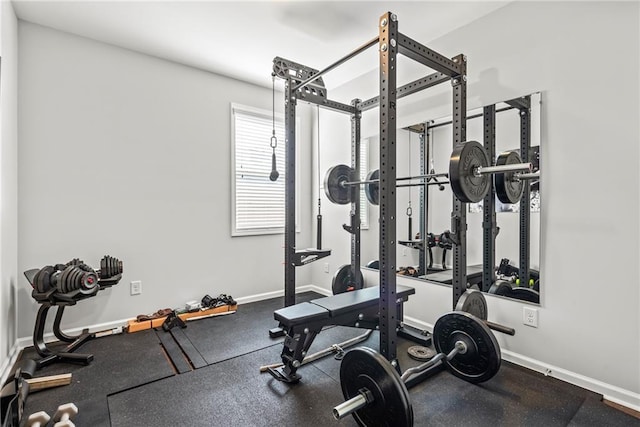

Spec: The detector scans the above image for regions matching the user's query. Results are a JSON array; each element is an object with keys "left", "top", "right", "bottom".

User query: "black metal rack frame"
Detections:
[{"left": 273, "top": 11, "right": 467, "bottom": 362}]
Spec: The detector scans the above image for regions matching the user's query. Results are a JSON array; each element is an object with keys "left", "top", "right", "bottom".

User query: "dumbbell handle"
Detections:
[{"left": 333, "top": 341, "right": 466, "bottom": 420}]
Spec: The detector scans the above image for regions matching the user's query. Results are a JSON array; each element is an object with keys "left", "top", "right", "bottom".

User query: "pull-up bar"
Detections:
[{"left": 292, "top": 36, "right": 380, "bottom": 92}]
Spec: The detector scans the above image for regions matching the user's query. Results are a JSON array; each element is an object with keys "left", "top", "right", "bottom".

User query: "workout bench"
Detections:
[{"left": 268, "top": 285, "right": 425, "bottom": 383}]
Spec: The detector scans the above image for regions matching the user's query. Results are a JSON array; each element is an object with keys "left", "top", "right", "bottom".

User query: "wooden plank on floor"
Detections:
[
  {"left": 604, "top": 398, "right": 640, "bottom": 419},
  {"left": 155, "top": 329, "right": 192, "bottom": 374}
]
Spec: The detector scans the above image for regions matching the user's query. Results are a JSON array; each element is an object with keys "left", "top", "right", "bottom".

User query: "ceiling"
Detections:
[{"left": 12, "top": 1, "right": 510, "bottom": 90}]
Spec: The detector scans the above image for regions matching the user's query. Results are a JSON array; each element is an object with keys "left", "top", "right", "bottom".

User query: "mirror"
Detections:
[{"left": 362, "top": 92, "right": 542, "bottom": 304}]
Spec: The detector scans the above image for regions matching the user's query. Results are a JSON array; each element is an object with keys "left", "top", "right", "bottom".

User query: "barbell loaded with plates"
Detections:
[
  {"left": 332, "top": 311, "right": 501, "bottom": 426},
  {"left": 323, "top": 165, "right": 449, "bottom": 206},
  {"left": 449, "top": 140, "right": 539, "bottom": 204}
]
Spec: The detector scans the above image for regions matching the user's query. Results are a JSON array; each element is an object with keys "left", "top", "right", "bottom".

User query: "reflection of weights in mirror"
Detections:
[
  {"left": 365, "top": 260, "right": 379, "bottom": 270},
  {"left": 332, "top": 264, "right": 364, "bottom": 294},
  {"left": 449, "top": 140, "right": 537, "bottom": 203},
  {"left": 332, "top": 312, "right": 502, "bottom": 426}
]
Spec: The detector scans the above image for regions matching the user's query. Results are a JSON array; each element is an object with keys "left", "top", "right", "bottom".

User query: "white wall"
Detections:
[
  {"left": 312, "top": 1, "right": 639, "bottom": 407},
  {"left": 17, "top": 22, "right": 314, "bottom": 339},
  {"left": 0, "top": 0, "right": 19, "bottom": 377}
]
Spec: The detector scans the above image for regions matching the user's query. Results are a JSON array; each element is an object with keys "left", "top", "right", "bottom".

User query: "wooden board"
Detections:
[
  {"left": 127, "top": 304, "right": 237, "bottom": 333},
  {"left": 25, "top": 373, "right": 72, "bottom": 392}
]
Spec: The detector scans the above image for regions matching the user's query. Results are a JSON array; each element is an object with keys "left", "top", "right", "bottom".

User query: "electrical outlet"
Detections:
[
  {"left": 324, "top": 263, "right": 330, "bottom": 273},
  {"left": 130, "top": 280, "right": 142, "bottom": 296},
  {"left": 523, "top": 306, "right": 538, "bottom": 327},
  {"left": 402, "top": 248, "right": 407, "bottom": 257}
]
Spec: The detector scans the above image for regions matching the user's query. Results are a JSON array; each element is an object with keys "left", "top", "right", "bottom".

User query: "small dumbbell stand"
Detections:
[{"left": 24, "top": 268, "right": 121, "bottom": 370}]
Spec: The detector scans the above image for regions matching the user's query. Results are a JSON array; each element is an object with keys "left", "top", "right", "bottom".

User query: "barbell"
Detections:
[
  {"left": 324, "top": 140, "right": 539, "bottom": 206},
  {"left": 323, "top": 165, "right": 449, "bottom": 206},
  {"left": 332, "top": 311, "right": 501, "bottom": 426}
]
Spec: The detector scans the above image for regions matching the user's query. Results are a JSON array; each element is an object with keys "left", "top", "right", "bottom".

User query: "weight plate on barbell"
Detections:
[
  {"left": 449, "top": 141, "right": 490, "bottom": 203},
  {"left": 340, "top": 347, "right": 413, "bottom": 427},
  {"left": 324, "top": 164, "right": 356, "bottom": 205},
  {"left": 509, "top": 287, "right": 540, "bottom": 304},
  {"left": 456, "top": 290, "right": 488, "bottom": 321},
  {"left": 495, "top": 151, "right": 525, "bottom": 204},
  {"left": 364, "top": 169, "right": 379, "bottom": 205},
  {"left": 332, "top": 264, "right": 364, "bottom": 295},
  {"left": 365, "top": 260, "right": 379, "bottom": 270},
  {"left": 488, "top": 280, "right": 513, "bottom": 297},
  {"left": 433, "top": 311, "right": 501, "bottom": 384},
  {"left": 407, "top": 345, "right": 436, "bottom": 361}
]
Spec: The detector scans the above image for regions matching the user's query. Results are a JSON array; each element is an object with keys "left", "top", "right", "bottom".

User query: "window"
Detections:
[
  {"left": 359, "top": 138, "right": 369, "bottom": 229},
  {"left": 231, "top": 104, "right": 288, "bottom": 236}
]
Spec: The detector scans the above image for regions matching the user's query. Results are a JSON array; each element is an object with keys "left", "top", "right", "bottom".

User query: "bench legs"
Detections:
[{"left": 267, "top": 325, "right": 323, "bottom": 383}]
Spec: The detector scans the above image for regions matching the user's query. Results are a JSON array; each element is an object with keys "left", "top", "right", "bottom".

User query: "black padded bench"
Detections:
[{"left": 269, "top": 285, "right": 424, "bottom": 383}]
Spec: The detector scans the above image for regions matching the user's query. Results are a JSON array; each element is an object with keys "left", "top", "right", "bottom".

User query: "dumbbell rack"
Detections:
[{"left": 24, "top": 269, "right": 121, "bottom": 369}]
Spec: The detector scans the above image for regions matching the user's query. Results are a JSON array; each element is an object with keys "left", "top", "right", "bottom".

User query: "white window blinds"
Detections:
[{"left": 232, "top": 104, "right": 286, "bottom": 236}]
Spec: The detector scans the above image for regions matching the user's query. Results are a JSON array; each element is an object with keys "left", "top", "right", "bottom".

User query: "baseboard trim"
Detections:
[
  {"left": 15, "top": 318, "right": 131, "bottom": 350},
  {"left": 501, "top": 349, "right": 640, "bottom": 413},
  {"left": 234, "top": 284, "right": 331, "bottom": 305}
]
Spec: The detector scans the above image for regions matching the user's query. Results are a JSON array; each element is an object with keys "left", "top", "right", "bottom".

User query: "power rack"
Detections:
[{"left": 273, "top": 11, "right": 469, "bottom": 362}]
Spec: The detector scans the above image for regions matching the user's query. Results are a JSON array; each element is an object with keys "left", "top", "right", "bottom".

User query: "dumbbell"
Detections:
[
  {"left": 26, "top": 411, "right": 50, "bottom": 427},
  {"left": 52, "top": 403, "right": 78, "bottom": 427},
  {"left": 332, "top": 311, "right": 501, "bottom": 426},
  {"left": 99, "top": 255, "right": 123, "bottom": 279}
]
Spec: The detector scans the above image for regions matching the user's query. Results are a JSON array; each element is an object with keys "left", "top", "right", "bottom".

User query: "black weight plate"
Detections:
[
  {"left": 407, "top": 345, "right": 436, "bottom": 361},
  {"left": 488, "top": 280, "right": 513, "bottom": 297},
  {"left": 72, "top": 267, "right": 84, "bottom": 292},
  {"left": 365, "top": 260, "right": 379, "bottom": 270},
  {"left": 449, "top": 141, "right": 490, "bottom": 203},
  {"left": 456, "top": 290, "right": 488, "bottom": 321},
  {"left": 117, "top": 258, "right": 123, "bottom": 274},
  {"left": 108, "top": 256, "right": 114, "bottom": 277},
  {"left": 364, "top": 169, "right": 379, "bottom": 205},
  {"left": 533, "top": 279, "right": 540, "bottom": 292},
  {"left": 332, "top": 264, "right": 364, "bottom": 295},
  {"left": 340, "top": 347, "right": 412, "bottom": 427},
  {"left": 324, "top": 164, "right": 355, "bottom": 205},
  {"left": 58, "top": 267, "right": 69, "bottom": 293},
  {"left": 433, "top": 311, "right": 501, "bottom": 384},
  {"left": 68, "top": 267, "right": 80, "bottom": 292},
  {"left": 32, "top": 269, "right": 43, "bottom": 293},
  {"left": 510, "top": 287, "right": 540, "bottom": 304},
  {"left": 39, "top": 266, "right": 54, "bottom": 293},
  {"left": 495, "top": 151, "right": 525, "bottom": 204},
  {"left": 100, "top": 257, "right": 107, "bottom": 278}
]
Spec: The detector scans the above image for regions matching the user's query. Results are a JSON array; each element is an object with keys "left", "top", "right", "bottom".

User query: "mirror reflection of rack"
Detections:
[{"left": 361, "top": 92, "right": 542, "bottom": 305}]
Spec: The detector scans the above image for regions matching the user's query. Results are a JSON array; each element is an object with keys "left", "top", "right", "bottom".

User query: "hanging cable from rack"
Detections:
[
  {"left": 316, "top": 106, "right": 323, "bottom": 250},
  {"left": 269, "top": 73, "right": 279, "bottom": 182}
]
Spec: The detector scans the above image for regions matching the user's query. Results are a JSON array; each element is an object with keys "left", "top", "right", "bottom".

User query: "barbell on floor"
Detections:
[{"left": 332, "top": 311, "right": 501, "bottom": 426}]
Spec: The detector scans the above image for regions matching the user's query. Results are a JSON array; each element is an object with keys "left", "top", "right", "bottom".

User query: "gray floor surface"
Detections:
[{"left": 11, "top": 292, "right": 639, "bottom": 426}]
